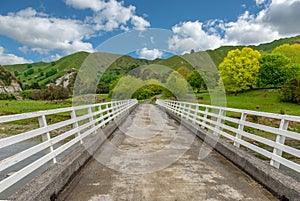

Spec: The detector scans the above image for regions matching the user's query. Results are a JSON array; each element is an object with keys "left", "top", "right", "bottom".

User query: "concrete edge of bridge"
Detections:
[
  {"left": 8, "top": 104, "right": 138, "bottom": 201},
  {"left": 161, "top": 106, "right": 300, "bottom": 201}
]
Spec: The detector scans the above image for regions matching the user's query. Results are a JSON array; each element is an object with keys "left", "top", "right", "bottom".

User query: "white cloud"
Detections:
[
  {"left": 65, "top": 0, "right": 105, "bottom": 11},
  {"left": 223, "top": 11, "right": 280, "bottom": 45},
  {"left": 67, "top": 0, "right": 150, "bottom": 31},
  {"left": 255, "top": 0, "right": 266, "bottom": 5},
  {"left": 259, "top": 0, "right": 300, "bottom": 35},
  {"left": 137, "top": 48, "right": 163, "bottom": 60},
  {"left": 0, "top": 46, "right": 33, "bottom": 65},
  {"left": 0, "top": 8, "right": 95, "bottom": 55},
  {"left": 131, "top": 16, "right": 150, "bottom": 31},
  {"left": 42, "top": 53, "right": 63, "bottom": 62},
  {"left": 168, "top": 21, "right": 224, "bottom": 54},
  {"left": 169, "top": 0, "right": 300, "bottom": 54}
]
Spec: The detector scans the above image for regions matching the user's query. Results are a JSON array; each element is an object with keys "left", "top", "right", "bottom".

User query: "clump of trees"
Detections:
[
  {"left": 29, "top": 86, "right": 69, "bottom": 100},
  {"left": 218, "top": 43, "right": 300, "bottom": 104}
]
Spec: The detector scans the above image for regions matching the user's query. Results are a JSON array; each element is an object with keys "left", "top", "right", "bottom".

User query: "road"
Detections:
[{"left": 58, "top": 104, "right": 277, "bottom": 201}]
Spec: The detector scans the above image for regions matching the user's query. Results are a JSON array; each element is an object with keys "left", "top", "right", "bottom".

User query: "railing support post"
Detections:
[
  {"left": 88, "top": 106, "right": 96, "bottom": 134},
  {"left": 270, "top": 118, "right": 288, "bottom": 169},
  {"left": 201, "top": 107, "right": 209, "bottom": 129},
  {"left": 234, "top": 113, "right": 247, "bottom": 148},
  {"left": 213, "top": 109, "right": 224, "bottom": 136},
  {"left": 38, "top": 115, "right": 56, "bottom": 163},
  {"left": 192, "top": 105, "right": 199, "bottom": 124},
  {"left": 98, "top": 105, "right": 105, "bottom": 128},
  {"left": 70, "top": 109, "right": 83, "bottom": 144}
]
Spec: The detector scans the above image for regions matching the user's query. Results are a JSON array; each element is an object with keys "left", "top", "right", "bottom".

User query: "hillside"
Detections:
[
  {"left": 207, "top": 35, "right": 300, "bottom": 67},
  {"left": 0, "top": 66, "right": 22, "bottom": 98},
  {"left": 3, "top": 35, "right": 300, "bottom": 91}
]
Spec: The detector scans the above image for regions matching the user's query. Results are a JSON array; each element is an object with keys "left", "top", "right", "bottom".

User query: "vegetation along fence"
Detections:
[
  {"left": 0, "top": 99, "right": 138, "bottom": 194},
  {"left": 156, "top": 99, "right": 300, "bottom": 173}
]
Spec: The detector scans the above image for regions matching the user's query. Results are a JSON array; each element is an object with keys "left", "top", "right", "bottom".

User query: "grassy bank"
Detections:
[
  {"left": 196, "top": 89, "right": 300, "bottom": 116},
  {"left": 0, "top": 94, "right": 109, "bottom": 116}
]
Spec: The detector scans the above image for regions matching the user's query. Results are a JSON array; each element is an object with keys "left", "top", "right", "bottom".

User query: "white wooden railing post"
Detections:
[
  {"left": 70, "top": 109, "right": 83, "bottom": 144},
  {"left": 88, "top": 106, "right": 96, "bottom": 134},
  {"left": 38, "top": 115, "right": 56, "bottom": 163},
  {"left": 98, "top": 105, "right": 104, "bottom": 128},
  {"left": 201, "top": 107, "right": 209, "bottom": 129},
  {"left": 270, "top": 118, "right": 289, "bottom": 168},
  {"left": 234, "top": 113, "right": 247, "bottom": 148},
  {"left": 192, "top": 105, "right": 199, "bottom": 124},
  {"left": 213, "top": 109, "right": 224, "bottom": 136},
  {"left": 175, "top": 102, "right": 180, "bottom": 115},
  {"left": 188, "top": 104, "right": 193, "bottom": 121}
]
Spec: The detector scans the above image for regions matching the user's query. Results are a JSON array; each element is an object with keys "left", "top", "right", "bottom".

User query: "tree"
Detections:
[
  {"left": 109, "top": 76, "right": 144, "bottom": 99},
  {"left": 187, "top": 71, "right": 205, "bottom": 93},
  {"left": 166, "top": 71, "right": 189, "bottom": 99},
  {"left": 177, "top": 67, "right": 191, "bottom": 79},
  {"left": 272, "top": 44, "right": 300, "bottom": 63},
  {"left": 280, "top": 78, "right": 300, "bottom": 104},
  {"left": 14, "top": 70, "right": 19, "bottom": 77},
  {"left": 257, "top": 54, "right": 291, "bottom": 88},
  {"left": 219, "top": 47, "right": 261, "bottom": 94},
  {"left": 45, "top": 68, "right": 57, "bottom": 77}
]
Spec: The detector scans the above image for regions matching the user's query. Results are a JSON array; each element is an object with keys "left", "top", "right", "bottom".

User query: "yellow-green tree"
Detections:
[
  {"left": 219, "top": 47, "right": 261, "bottom": 94},
  {"left": 166, "top": 71, "right": 189, "bottom": 99},
  {"left": 273, "top": 44, "right": 300, "bottom": 64}
]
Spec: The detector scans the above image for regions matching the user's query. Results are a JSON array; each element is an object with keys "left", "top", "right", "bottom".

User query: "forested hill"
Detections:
[{"left": 3, "top": 35, "right": 300, "bottom": 90}]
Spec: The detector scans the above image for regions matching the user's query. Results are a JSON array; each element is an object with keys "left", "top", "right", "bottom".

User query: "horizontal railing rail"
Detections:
[
  {"left": 0, "top": 99, "right": 138, "bottom": 194},
  {"left": 156, "top": 99, "right": 300, "bottom": 173}
]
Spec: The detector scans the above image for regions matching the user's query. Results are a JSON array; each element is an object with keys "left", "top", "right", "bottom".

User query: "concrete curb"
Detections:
[
  {"left": 9, "top": 105, "right": 137, "bottom": 201},
  {"left": 163, "top": 106, "right": 300, "bottom": 201}
]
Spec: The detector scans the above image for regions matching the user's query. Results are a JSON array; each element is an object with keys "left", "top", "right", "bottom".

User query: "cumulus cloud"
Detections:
[
  {"left": 65, "top": 0, "right": 105, "bottom": 11},
  {"left": 67, "top": 0, "right": 150, "bottom": 31},
  {"left": 255, "top": 0, "right": 267, "bottom": 5},
  {"left": 168, "top": 21, "right": 224, "bottom": 54},
  {"left": 259, "top": 0, "right": 300, "bottom": 35},
  {"left": 0, "top": 8, "right": 94, "bottom": 55},
  {"left": 169, "top": 0, "right": 300, "bottom": 54},
  {"left": 0, "top": 46, "right": 33, "bottom": 65},
  {"left": 223, "top": 11, "right": 280, "bottom": 45},
  {"left": 137, "top": 48, "right": 163, "bottom": 60},
  {"left": 0, "top": 2, "right": 150, "bottom": 57}
]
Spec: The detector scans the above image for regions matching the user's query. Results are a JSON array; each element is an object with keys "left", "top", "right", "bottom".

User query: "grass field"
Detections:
[
  {"left": 196, "top": 89, "right": 300, "bottom": 116},
  {"left": 0, "top": 94, "right": 109, "bottom": 116}
]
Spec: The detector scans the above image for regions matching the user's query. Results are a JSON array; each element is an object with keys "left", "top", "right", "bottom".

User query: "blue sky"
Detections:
[{"left": 0, "top": 0, "right": 300, "bottom": 64}]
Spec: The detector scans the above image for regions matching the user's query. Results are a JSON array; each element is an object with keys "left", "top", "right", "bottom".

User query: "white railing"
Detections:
[
  {"left": 0, "top": 99, "right": 137, "bottom": 194},
  {"left": 156, "top": 99, "right": 300, "bottom": 173}
]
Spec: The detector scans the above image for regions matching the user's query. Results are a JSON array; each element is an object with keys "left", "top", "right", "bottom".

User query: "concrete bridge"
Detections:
[{"left": 0, "top": 99, "right": 299, "bottom": 201}]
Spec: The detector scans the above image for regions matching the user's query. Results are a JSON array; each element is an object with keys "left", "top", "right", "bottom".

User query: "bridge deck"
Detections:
[{"left": 58, "top": 104, "right": 277, "bottom": 201}]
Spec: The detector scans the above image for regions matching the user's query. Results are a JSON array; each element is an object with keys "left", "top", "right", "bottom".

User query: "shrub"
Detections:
[
  {"left": 0, "top": 93, "right": 16, "bottom": 100},
  {"left": 29, "top": 86, "right": 69, "bottom": 100},
  {"left": 45, "top": 68, "right": 57, "bottom": 78},
  {"left": 280, "top": 78, "right": 300, "bottom": 104}
]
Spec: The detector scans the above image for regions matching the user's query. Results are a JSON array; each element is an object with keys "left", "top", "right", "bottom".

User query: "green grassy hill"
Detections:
[
  {"left": 206, "top": 35, "right": 300, "bottom": 67},
  {"left": 3, "top": 35, "right": 300, "bottom": 90},
  {"left": 4, "top": 52, "right": 90, "bottom": 88}
]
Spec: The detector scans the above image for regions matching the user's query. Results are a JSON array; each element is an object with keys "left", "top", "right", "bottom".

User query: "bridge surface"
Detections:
[{"left": 58, "top": 104, "right": 277, "bottom": 201}]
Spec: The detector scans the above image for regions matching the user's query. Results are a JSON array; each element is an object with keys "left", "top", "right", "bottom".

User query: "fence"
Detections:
[
  {"left": 156, "top": 99, "right": 300, "bottom": 173},
  {"left": 0, "top": 99, "right": 137, "bottom": 194}
]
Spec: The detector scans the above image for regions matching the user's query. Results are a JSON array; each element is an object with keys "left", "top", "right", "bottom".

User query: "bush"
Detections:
[
  {"left": 280, "top": 78, "right": 300, "bottom": 104},
  {"left": 132, "top": 85, "right": 163, "bottom": 100},
  {"left": 29, "top": 86, "right": 69, "bottom": 100},
  {"left": 45, "top": 68, "right": 57, "bottom": 78},
  {"left": 0, "top": 93, "right": 16, "bottom": 100},
  {"left": 23, "top": 68, "right": 34, "bottom": 77},
  {"left": 22, "top": 90, "right": 32, "bottom": 99}
]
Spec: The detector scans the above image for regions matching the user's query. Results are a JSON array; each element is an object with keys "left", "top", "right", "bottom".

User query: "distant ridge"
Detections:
[{"left": 3, "top": 35, "right": 300, "bottom": 89}]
